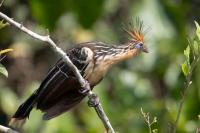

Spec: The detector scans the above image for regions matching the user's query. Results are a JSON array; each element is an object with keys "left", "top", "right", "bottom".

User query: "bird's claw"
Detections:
[
  {"left": 88, "top": 94, "right": 99, "bottom": 107},
  {"left": 78, "top": 87, "right": 90, "bottom": 95},
  {"left": 78, "top": 81, "right": 91, "bottom": 95}
]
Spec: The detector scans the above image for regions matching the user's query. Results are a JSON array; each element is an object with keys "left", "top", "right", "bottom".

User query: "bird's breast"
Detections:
[{"left": 84, "top": 60, "right": 110, "bottom": 86}]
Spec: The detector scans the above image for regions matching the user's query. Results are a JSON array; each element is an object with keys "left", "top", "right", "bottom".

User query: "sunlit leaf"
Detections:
[
  {"left": 193, "top": 40, "right": 199, "bottom": 56},
  {"left": 181, "top": 62, "right": 188, "bottom": 76},
  {"left": 0, "top": 64, "right": 8, "bottom": 77},
  {"left": 184, "top": 45, "right": 190, "bottom": 64},
  {"left": 0, "top": 48, "right": 13, "bottom": 55},
  {"left": 0, "top": 20, "right": 9, "bottom": 29},
  {"left": 195, "top": 21, "right": 200, "bottom": 40}
]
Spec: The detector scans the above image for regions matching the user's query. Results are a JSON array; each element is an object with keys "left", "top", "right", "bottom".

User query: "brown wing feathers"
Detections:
[
  {"left": 10, "top": 45, "right": 92, "bottom": 124},
  {"left": 37, "top": 60, "right": 86, "bottom": 120}
]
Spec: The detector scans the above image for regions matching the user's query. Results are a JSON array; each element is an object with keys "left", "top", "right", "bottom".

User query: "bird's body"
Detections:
[{"left": 9, "top": 20, "right": 148, "bottom": 129}]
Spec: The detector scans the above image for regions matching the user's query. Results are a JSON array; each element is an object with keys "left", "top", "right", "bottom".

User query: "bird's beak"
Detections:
[
  {"left": 134, "top": 42, "right": 149, "bottom": 53},
  {"left": 141, "top": 46, "right": 148, "bottom": 53}
]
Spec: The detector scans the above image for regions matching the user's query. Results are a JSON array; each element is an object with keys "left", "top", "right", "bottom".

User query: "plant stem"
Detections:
[{"left": 173, "top": 57, "right": 199, "bottom": 133}]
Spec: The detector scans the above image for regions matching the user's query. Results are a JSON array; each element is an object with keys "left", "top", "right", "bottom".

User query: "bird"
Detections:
[{"left": 9, "top": 19, "right": 148, "bottom": 129}]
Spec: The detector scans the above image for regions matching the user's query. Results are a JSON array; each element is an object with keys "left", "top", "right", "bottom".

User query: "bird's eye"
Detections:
[
  {"left": 134, "top": 42, "right": 143, "bottom": 49},
  {"left": 129, "top": 41, "right": 143, "bottom": 49},
  {"left": 139, "top": 43, "right": 143, "bottom": 46}
]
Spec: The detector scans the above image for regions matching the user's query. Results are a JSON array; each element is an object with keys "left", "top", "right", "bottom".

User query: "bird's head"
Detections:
[{"left": 124, "top": 18, "right": 148, "bottom": 53}]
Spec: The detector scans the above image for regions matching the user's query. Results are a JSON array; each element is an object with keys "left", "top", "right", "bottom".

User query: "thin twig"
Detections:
[
  {"left": 141, "top": 108, "right": 157, "bottom": 133},
  {"left": 0, "top": 11, "right": 115, "bottom": 133}
]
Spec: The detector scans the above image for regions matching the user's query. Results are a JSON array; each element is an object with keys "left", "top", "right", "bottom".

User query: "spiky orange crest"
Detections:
[{"left": 124, "top": 18, "right": 145, "bottom": 43}]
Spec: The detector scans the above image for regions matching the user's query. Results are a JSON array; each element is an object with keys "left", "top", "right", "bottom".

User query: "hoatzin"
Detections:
[{"left": 9, "top": 20, "right": 148, "bottom": 129}]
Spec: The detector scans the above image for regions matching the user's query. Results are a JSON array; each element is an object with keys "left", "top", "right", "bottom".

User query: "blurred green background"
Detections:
[{"left": 0, "top": 0, "right": 200, "bottom": 132}]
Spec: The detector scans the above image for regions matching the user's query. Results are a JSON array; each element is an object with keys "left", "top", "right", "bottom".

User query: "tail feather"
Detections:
[{"left": 9, "top": 92, "right": 37, "bottom": 129}]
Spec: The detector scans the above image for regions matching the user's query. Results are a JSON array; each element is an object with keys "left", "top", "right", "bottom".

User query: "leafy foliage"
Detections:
[
  {"left": 181, "top": 21, "right": 200, "bottom": 77},
  {"left": 174, "top": 21, "right": 200, "bottom": 133}
]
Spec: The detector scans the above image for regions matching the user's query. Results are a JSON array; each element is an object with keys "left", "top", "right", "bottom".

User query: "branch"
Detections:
[
  {"left": 0, "top": 125, "right": 19, "bottom": 133},
  {"left": 0, "top": 12, "right": 115, "bottom": 133},
  {"left": 140, "top": 108, "right": 157, "bottom": 133}
]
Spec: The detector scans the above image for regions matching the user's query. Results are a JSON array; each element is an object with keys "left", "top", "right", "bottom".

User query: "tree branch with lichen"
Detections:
[{"left": 0, "top": 7, "right": 115, "bottom": 133}]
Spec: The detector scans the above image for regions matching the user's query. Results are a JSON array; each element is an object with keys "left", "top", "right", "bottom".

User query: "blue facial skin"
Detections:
[{"left": 135, "top": 42, "right": 148, "bottom": 53}]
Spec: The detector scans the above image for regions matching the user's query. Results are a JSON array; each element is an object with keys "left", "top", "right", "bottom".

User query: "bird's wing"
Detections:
[{"left": 34, "top": 45, "right": 94, "bottom": 120}]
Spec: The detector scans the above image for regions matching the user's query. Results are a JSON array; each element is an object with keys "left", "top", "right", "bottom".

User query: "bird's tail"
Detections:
[{"left": 9, "top": 92, "right": 37, "bottom": 129}]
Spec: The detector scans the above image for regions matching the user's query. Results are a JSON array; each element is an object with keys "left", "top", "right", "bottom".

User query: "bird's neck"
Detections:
[
  {"left": 86, "top": 43, "right": 140, "bottom": 86},
  {"left": 95, "top": 44, "right": 140, "bottom": 66}
]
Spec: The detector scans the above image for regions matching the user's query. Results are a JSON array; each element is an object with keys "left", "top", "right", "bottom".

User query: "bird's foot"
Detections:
[
  {"left": 78, "top": 81, "right": 91, "bottom": 95},
  {"left": 88, "top": 94, "right": 99, "bottom": 107},
  {"left": 78, "top": 87, "right": 90, "bottom": 95}
]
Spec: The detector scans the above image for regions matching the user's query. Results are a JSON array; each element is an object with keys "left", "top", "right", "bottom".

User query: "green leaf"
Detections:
[
  {"left": 181, "top": 61, "right": 188, "bottom": 76},
  {"left": 0, "top": 64, "right": 8, "bottom": 77},
  {"left": 0, "top": 20, "right": 9, "bottom": 30},
  {"left": 193, "top": 40, "right": 199, "bottom": 56},
  {"left": 195, "top": 21, "right": 200, "bottom": 40},
  {"left": 184, "top": 45, "right": 190, "bottom": 64},
  {"left": 0, "top": 48, "right": 13, "bottom": 55}
]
